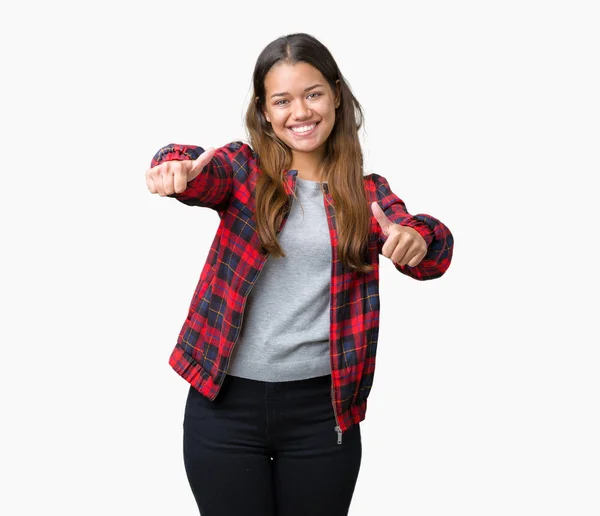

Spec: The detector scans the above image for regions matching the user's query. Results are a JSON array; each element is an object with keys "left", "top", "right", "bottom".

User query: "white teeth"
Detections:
[{"left": 291, "top": 123, "right": 316, "bottom": 133}]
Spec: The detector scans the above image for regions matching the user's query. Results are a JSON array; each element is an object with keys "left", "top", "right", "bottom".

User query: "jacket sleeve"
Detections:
[
  {"left": 150, "top": 141, "right": 247, "bottom": 211},
  {"left": 374, "top": 173, "right": 454, "bottom": 281}
]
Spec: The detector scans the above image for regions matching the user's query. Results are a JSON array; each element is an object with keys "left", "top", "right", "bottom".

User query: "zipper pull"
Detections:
[{"left": 335, "top": 426, "right": 343, "bottom": 445}]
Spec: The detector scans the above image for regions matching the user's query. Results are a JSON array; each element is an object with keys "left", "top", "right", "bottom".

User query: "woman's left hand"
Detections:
[{"left": 371, "top": 202, "right": 427, "bottom": 267}]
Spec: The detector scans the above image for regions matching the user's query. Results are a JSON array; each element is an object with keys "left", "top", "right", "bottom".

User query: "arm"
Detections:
[
  {"left": 374, "top": 173, "right": 454, "bottom": 280},
  {"left": 150, "top": 141, "right": 247, "bottom": 211}
]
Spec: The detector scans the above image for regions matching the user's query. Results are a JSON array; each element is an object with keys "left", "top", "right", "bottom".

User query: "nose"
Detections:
[{"left": 291, "top": 99, "right": 312, "bottom": 121}]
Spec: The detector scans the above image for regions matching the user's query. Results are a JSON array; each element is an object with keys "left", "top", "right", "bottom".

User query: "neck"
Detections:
[{"left": 290, "top": 149, "right": 325, "bottom": 181}]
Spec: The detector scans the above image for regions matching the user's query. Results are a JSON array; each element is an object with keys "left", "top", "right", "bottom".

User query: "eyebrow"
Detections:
[{"left": 270, "top": 84, "right": 325, "bottom": 99}]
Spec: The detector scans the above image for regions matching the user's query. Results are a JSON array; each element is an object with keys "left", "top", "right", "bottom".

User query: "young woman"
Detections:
[{"left": 146, "top": 32, "right": 453, "bottom": 516}]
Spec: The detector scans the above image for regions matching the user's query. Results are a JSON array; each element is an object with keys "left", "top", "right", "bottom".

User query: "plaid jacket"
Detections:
[{"left": 150, "top": 141, "right": 453, "bottom": 443}]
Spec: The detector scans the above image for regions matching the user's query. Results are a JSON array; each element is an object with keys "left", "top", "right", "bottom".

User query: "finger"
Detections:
[
  {"left": 390, "top": 235, "right": 411, "bottom": 265},
  {"left": 397, "top": 240, "right": 425, "bottom": 267},
  {"left": 394, "top": 245, "right": 415, "bottom": 267},
  {"left": 160, "top": 160, "right": 184, "bottom": 195},
  {"left": 146, "top": 170, "right": 158, "bottom": 194},
  {"left": 173, "top": 160, "right": 188, "bottom": 194},
  {"left": 407, "top": 250, "right": 426, "bottom": 267},
  {"left": 146, "top": 161, "right": 173, "bottom": 197},
  {"left": 153, "top": 168, "right": 167, "bottom": 196},
  {"left": 381, "top": 231, "right": 400, "bottom": 259},
  {"left": 371, "top": 202, "right": 393, "bottom": 236}
]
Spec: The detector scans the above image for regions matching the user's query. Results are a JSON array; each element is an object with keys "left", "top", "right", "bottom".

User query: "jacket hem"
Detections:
[
  {"left": 338, "top": 399, "right": 367, "bottom": 434},
  {"left": 169, "top": 343, "right": 368, "bottom": 434},
  {"left": 168, "top": 344, "right": 221, "bottom": 400}
]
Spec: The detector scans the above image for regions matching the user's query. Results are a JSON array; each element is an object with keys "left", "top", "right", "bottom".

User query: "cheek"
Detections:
[
  {"left": 270, "top": 113, "right": 286, "bottom": 128},
  {"left": 273, "top": 121, "right": 289, "bottom": 136},
  {"left": 327, "top": 103, "right": 337, "bottom": 119}
]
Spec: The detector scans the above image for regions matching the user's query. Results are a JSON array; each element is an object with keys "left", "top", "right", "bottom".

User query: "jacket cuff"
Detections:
[{"left": 399, "top": 216, "right": 435, "bottom": 248}]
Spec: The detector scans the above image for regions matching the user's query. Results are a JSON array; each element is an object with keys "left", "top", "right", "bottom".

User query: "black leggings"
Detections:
[{"left": 183, "top": 373, "right": 362, "bottom": 516}]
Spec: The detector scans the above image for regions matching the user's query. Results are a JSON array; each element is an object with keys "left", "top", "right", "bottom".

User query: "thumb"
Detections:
[
  {"left": 371, "top": 202, "right": 393, "bottom": 236},
  {"left": 192, "top": 147, "right": 216, "bottom": 170},
  {"left": 188, "top": 147, "right": 216, "bottom": 182}
]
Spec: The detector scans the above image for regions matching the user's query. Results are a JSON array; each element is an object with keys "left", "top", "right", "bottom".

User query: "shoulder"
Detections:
[
  {"left": 211, "top": 141, "right": 258, "bottom": 181},
  {"left": 217, "top": 140, "right": 255, "bottom": 161},
  {"left": 363, "top": 172, "right": 387, "bottom": 186},
  {"left": 363, "top": 172, "right": 392, "bottom": 200}
]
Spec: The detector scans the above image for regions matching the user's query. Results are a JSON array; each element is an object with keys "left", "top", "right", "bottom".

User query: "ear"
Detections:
[{"left": 256, "top": 96, "right": 270, "bottom": 122}]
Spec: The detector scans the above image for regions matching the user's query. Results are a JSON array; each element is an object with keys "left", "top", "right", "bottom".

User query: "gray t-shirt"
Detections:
[{"left": 227, "top": 176, "right": 332, "bottom": 381}]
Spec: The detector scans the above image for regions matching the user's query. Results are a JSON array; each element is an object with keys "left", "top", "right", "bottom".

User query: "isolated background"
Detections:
[{"left": 2, "top": 0, "right": 598, "bottom": 514}]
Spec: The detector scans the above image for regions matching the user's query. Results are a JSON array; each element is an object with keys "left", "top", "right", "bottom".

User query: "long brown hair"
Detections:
[{"left": 245, "top": 33, "right": 374, "bottom": 274}]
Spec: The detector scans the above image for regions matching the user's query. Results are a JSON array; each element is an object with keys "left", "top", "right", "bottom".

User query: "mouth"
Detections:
[{"left": 288, "top": 121, "right": 320, "bottom": 137}]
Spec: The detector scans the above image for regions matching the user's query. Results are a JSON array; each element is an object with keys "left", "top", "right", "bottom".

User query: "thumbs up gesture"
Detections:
[
  {"left": 371, "top": 202, "right": 427, "bottom": 268},
  {"left": 146, "top": 147, "right": 217, "bottom": 196}
]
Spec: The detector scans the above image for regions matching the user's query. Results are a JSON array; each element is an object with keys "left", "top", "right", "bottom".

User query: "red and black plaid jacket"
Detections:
[{"left": 150, "top": 141, "right": 453, "bottom": 442}]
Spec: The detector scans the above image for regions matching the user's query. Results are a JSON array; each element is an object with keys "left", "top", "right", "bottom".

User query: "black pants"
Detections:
[{"left": 183, "top": 373, "right": 362, "bottom": 516}]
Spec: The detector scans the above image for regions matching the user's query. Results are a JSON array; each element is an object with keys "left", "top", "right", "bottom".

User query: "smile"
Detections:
[{"left": 289, "top": 122, "right": 319, "bottom": 137}]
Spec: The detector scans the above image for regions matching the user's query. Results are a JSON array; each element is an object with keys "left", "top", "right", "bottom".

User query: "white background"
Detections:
[{"left": 2, "top": 0, "right": 598, "bottom": 514}]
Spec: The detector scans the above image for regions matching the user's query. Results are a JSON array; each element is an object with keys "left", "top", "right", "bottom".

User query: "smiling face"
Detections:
[{"left": 261, "top": 61, "right": 340, "bottom": 166}]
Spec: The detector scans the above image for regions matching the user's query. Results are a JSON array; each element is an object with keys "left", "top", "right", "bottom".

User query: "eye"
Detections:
[{"left": 274, "top": 92, "right": 322, "bottom": 106}]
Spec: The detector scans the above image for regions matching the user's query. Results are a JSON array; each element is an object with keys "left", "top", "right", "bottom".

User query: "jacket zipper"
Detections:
[
  {"left": 329, "top": 258, "right": 342, "bottom": 444},
  {"left": 331, "top": 368, "right": 342, "bottom": 444},
  {"left": 322, "top": 182, "right": 342, "bottom": 445}
]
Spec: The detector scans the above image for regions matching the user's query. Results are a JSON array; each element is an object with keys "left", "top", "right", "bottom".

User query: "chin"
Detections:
[{"left": 290, "top": 141, "right": 323, "bottom": 153}]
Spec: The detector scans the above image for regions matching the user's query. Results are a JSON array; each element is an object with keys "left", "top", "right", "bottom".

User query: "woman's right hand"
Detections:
[{"left": 146, "top": 147, "right": 217, "bottom": 196}]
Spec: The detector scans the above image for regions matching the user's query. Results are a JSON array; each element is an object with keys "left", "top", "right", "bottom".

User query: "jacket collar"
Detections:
[{"left": 284, "top": 168, "right": 329, "bottom": 194}]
